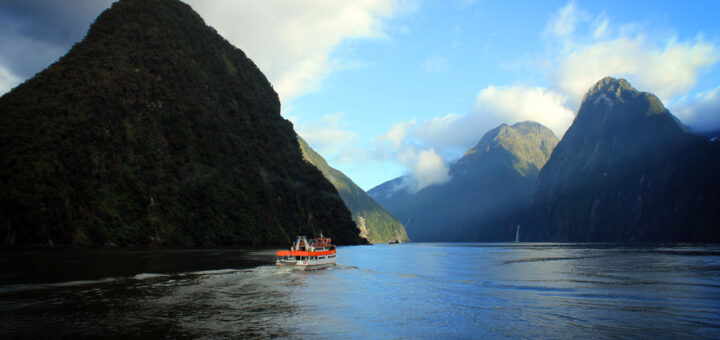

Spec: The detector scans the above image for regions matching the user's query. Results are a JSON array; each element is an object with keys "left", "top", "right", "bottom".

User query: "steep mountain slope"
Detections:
[
  {"left": 0, "top": 0, "right": 363, "bottom": 247},
  {"left": 698, "top": 130, "right": 720, "bottom": 142},
  {"left": 297, "top": 137, "right": 409, "bottom": 243},
  {"left": 370, "top": 121, "right": 558, "bottom": 241},
  {"left": 526, "top": 77, "right": 720, "bottom": 242}
]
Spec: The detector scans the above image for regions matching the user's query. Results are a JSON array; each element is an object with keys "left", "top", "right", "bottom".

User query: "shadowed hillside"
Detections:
[
  {"left": 298, "top": 136, "right": 409, "bottom": 243},
  {"left": 0, "top": 0, "right": 364, "bottom": 247},
  {"left": 370, "top": 121, "right": 558, "bottom": 242},
  {"left": 526, "top": 77, "right": 720, "bottom": 242}
]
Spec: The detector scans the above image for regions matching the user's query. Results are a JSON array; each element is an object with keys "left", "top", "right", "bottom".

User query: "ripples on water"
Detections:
[{"left": 1, "top": 244, "right": 719, "bottom": 338}]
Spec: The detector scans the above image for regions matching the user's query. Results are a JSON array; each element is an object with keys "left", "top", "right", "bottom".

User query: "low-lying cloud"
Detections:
[
  {"left": 674, "top": 85, "right": 720, "bottom": 133},
  {"left": 374, "top": 120, "right": 451, "bottom": 192}
]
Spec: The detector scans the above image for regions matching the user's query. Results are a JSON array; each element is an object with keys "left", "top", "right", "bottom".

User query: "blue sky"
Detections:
[{"left": 1, "top": 0, "right": 720, "bottom": 191}]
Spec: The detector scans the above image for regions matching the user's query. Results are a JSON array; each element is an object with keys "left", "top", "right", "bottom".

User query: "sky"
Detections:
[{"left": 1, "top": 0, "right": 720, "bottom": 191}]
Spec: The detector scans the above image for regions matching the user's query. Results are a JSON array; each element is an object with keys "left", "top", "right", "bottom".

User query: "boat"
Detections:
[
  {"left": 388, "top": 239, "right": 400, "bottom": 244},
  {"left": 276, "top": 235, "right": 336, "bottom": 270}
]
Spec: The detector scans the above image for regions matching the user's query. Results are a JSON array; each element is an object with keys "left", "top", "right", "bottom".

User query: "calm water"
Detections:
[{"left": 1, "top": 243, "right": 720, "bottom": 338}]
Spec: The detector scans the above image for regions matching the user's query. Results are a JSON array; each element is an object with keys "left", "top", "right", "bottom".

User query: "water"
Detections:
[{"left": 2, "top": 243, "right": 720, "bottom": 338}]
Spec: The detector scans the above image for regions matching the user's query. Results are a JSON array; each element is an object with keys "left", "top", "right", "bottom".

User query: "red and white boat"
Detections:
[{"left": 276, "top": 235, "right": 337, "bottom": 270}]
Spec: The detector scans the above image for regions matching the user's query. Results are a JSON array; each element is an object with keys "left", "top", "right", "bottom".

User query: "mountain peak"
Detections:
[
  {"left": 465, "top": 121, "right": 556, "bottom": 155},
  {"left": 0, "top": 0, "right": 363, "bottom": 247},
  {"left": 369, "top": 121, "right": 559, "bottom": 242},
  {"left": 529, "top": 77, "right": 720, "bottom": 242},
  {"left": 593, "top": 76, "right": 633, "bottom": 90},
  {"left": 582, "top": 76, "right": 637, "bottom": 102},
  {"left": 575, "top": 76, "right": 679, "bottom": 131},
  {"left": 460, "top": 121, "right": 558, "bottom": 178}
]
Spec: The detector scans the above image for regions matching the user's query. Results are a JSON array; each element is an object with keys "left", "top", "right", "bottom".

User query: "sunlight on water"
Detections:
[{"left": 1, "top": 244, "right": 719, "bottom": 338}]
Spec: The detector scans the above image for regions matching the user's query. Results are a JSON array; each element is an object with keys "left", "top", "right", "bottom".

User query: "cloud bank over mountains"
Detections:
[
  {"left": 375, "top": 1, "right": 720, "bottom": 192},
  {"left": 546, "top": 2, "right": 718, "bottom": 108}
]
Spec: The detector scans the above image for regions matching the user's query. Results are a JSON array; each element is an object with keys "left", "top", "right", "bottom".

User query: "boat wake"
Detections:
[
  {"left": 0, "top": 278, "right": 120, "bottom": 295},
  {"left": 0, "top": 267, "right": 268, "bottom": 296}
]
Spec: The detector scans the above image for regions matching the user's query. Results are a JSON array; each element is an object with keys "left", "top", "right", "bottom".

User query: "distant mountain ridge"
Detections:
[
  {"left": 370, "top": 121, "right": 558, "bottom": 241},
  {"left": 297, "top": 137, "right": 409, "bottom": 243},
  {"left": 525, "top": 77, "right": 720, "bottom": 242},
  {"left": 0, "top": 0, "right": 364, "bottom": 247}
]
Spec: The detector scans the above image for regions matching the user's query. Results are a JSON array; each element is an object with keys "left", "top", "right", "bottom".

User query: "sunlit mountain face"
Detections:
[{"left": 370, "top": 121, "right": 558, "bottom": 242}]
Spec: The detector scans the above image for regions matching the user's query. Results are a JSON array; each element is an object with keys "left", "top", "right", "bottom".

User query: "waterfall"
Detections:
[{"left": 515, "top": 225, "right": 520, "bottom": 242}]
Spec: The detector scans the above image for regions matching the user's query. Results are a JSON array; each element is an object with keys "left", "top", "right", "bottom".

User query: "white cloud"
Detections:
[
  {"left": 544, "top": 2, "right": 719, "bottom": 108},
  {"left": 592, "top": 13, "right": 610, "bottom": 39},
  {"left": 371, "top": 84, "right": 572, "bottom": 191},
  {"left": 405, "top": 148, "right": 451, "bottom": 191},
  {"left": 186, "top": 0, "right": 399, "bottom": 106},
  {"left": 0, "top": 67, "right": 20, "bottom": 94},
  {"left": 673, "top": 84, "right": 720, "bottom": 132},
  {"left": 295, "top": 113, "right": 359, "bottom": 161},
  {"left": 475, "top": 86, "right": 574, "bottom": 137},
  {"left": 374, "top": 120, "right": 451, "bottom": 192},
  {"left": 409, "top": 85, "right": 571, "bottom": 154},
  {"left": 555, "top": 36, "right": 719, "bottom": 106},
  {"left": 547, "top": 1, "right": 587, "bottom": 38},
  {"left": 382, "top": 119, "right": 416, "bottom": 148}
]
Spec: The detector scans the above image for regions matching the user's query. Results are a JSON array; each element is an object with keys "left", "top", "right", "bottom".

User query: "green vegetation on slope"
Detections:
[
  {"left": 297, "top": 136, "right": 409, "bottom": 243},
  {"left": 0, "top": 0, "right": 363, "bottom": 247}
]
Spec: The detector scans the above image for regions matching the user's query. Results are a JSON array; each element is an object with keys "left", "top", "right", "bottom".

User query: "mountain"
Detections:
[
  {"left": 297, "top": 137, "right": 410, "bottom": 243},
  {"left": 698, "top": 130, "right": 720, "bottom": 142},
  {"left": 370, "top": 121, "right": 558, "bottom": 241},
  {"left": 0, "top": 0, "right": 364, "bottom": 247},
  {"left": 525, "top": 77, "right": 720, "bottom": 242}
]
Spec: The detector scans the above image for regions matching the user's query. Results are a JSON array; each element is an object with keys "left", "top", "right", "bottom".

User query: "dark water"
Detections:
[{"left": 1, "top": 243, "right": 720, "bottom": 339}]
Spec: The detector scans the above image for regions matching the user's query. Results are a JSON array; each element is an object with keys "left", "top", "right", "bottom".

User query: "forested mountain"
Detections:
[
  {"left": 370, "top": 122, "right": 558, "bottom": 241},
  {"left": 0, "top": 0, "right": 364, "bottom": 247},
  {"left": 297, "top": 137, "right": 409, "bottom": 243},
  {"left": 525, "top": 77, "right": 720, "bottom": 242}
]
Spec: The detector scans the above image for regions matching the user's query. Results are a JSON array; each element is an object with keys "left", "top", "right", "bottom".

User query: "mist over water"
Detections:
[{"left": 1, "top": 244, "right": 719, "bottom": 338}]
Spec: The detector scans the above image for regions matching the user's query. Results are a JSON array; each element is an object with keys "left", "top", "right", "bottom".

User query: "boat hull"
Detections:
[{"left": 276, "top": 235, "right": 337, "bottom": 271}]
